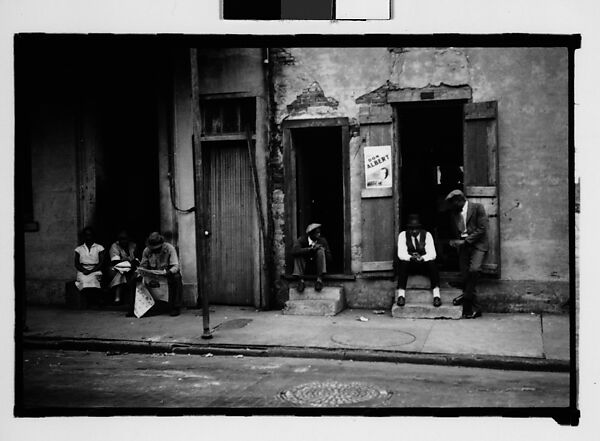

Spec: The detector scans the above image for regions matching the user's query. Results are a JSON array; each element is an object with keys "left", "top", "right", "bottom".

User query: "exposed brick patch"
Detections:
[
  {"left": 286, "top": 82, "right": 339, "bottom": 114},
  {"left": 388, "top": 47, "right": 410, "bottom": 54},
  {"left": 271, "top": 48, "right": 296, "bottom": 65},
  {"left": 355, "top": 81, "right": 399, "bottom": 105},
  {"left": 356, "top": 82, "right": 472, "bottom": 105}
]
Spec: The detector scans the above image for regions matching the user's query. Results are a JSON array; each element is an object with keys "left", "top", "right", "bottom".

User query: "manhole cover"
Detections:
[
  {"left": 331, "top": 329, "right": 416, "bottom": 348},
  {"left": 279, "top": 381, "right": 390, "bottom": 407},
  {"left": 214, "top": 318, "right": 253, "bottom": 330}
]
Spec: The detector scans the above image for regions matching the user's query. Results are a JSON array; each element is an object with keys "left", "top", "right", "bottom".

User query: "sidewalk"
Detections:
[{"left": 22, "top": 305, "right": 571, "bottom": 372}]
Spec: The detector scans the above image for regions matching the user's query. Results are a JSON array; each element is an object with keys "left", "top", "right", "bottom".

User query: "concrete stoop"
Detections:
[
  {"left": 283, "top": 285, "right": 345, "bottom": 316},
  {"left": 392, "top": 275, "right": 463, "bottom": 319}
]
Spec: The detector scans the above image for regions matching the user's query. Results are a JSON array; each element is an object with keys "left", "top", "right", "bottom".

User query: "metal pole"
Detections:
[{"left": 190, "top": 47, "right": 212, "bottom": 339}]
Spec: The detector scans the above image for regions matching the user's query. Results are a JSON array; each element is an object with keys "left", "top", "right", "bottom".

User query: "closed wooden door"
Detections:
[{"left": 204, "top": 141, "right": 257, "bottom": 305}]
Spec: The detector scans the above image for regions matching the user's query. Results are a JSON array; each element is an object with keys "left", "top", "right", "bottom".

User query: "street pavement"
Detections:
[
  {"left": 22, "top": 305, "right": 571, "bottom": 371},
  {"left": 19, "top": 349, "right": 570, "bottom": 410}
]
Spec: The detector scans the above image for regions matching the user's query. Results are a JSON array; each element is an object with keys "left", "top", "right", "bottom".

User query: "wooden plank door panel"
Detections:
[
  {"left": 463, "top": 101, "right": 500, "bottom": 276},
  {"left": 205, "top": 141, "right": 256, "bottom": 305},
  {"left": 359, "top": 106, "right": 395, "bottom": 271}
]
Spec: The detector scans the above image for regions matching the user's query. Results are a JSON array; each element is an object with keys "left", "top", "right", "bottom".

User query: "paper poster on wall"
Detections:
[{"left": 364, "top": 145, "right": 392, "bottom": 188}]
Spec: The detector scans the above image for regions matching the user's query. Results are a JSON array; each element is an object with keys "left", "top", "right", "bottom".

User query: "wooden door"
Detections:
[
  {"left": 204, "top": 141, "right": 257, "bottom": 305},
  {"left": 463, "top": 101, "right": 500, "bottom": 275},
  {"left": 359, "top": 105, "right": 397, "bottom": 272}
]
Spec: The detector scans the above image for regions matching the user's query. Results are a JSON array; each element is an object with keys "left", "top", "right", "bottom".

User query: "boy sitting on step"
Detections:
[{"left": 396, "top": 214, "right": 441, "bottom": 307}]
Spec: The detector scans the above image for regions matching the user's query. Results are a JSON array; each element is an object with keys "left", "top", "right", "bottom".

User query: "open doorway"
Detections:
[
  {"left": 93, "top": 48, "right": 161, "bottom": 252},
  {"left": 292, "top": 126, "right": 345, "bottom": 274},
  {"left": 397, "top": 102, "right": 464, "bottom": 271}
]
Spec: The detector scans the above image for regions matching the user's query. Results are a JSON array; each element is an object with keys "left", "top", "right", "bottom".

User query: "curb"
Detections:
[{"left": 23, "top": 336, "right": 570, "bottom": 373}]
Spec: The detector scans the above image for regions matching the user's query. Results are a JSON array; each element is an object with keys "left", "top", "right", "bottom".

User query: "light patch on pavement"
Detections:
[
  {"left": 134, "top": 370, "right": 216, "bottom": 379},
  {"left": 248, "top": 364, "right": 282, "bottom": 370},
  {"left": 192, "top": 382, "right": 221, "bottom": 388},
  {"left": 293, "top": 366, "right": 311, "bottom": 373}
]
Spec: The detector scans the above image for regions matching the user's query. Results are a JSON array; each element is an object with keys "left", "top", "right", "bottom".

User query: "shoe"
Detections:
[
  {"left": 125, "top": 312, "right": 135, "bottom": 318},
  {"left": 433, "top": 297, "right": 441, "bottom": 307},
  {"left": 297, "top": 279, "right": 305, "bottom": 293},
  {"left": 396, "top": 296, "right": 405, "bottom": 307},
  {"left": 462, "top": 310, "right": 482, "bottom": 319},
  {"left": 315, "top": 278, "right": 323, "bottom": 292},
  {"left": 170, "top": 308, "right": 180, "bottom": 317},
  {"left": 452, "top": 294, "right": 464, "bottom": 306}
]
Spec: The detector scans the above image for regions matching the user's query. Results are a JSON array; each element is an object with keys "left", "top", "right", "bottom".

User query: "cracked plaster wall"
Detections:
[{"left": 271, "top": 47, "right": 569, "bottom": 285}]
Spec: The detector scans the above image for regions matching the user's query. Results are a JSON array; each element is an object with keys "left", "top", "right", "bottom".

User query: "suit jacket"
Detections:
[
  {"left": 292, "top": 235, "right": 333, "bottom": 262},
  {"left": 451, "top": 201, "right": 489, "bottom": 252}
]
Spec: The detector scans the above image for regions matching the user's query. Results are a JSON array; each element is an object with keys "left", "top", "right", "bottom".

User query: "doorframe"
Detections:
[
  {"left": 194, "top": 93, "right": 264, "bottom": 307},
  {"left": 282, "top": 117, "right": 351, "bottom": 275},
  {"left": 392, "top": 94, "right": 472, "bottom": 278}
]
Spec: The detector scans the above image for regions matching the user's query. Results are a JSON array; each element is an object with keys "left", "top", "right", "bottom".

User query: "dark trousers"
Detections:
[
  {"left": 458, "top": 245, "right": 486, "bottom": 313},
  {"left": 128, "top": 272, "right": 183, "bottom": 314},
  {"left": 397, "top": 260, "right": 440, "bottom": 290},
  {"left": 166, "top": 272, "right": 183, "bottom": 310},
  {"left": 293, "top": 248, "right": 327, "bottom": 277}
]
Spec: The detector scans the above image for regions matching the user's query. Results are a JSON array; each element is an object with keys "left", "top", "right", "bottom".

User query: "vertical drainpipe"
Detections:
[{"left": 263, "top": 47, "right": 276, "bottom": 310}]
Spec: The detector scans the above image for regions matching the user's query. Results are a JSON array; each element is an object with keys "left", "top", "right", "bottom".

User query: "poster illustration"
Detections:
[{"left": 364, "top": 145, "right": 392, "bottom": 188}]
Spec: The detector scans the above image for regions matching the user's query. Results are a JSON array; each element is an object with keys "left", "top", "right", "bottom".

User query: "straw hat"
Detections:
[{"left": 306, "top": 223, "right": 322, "bottom": 234}]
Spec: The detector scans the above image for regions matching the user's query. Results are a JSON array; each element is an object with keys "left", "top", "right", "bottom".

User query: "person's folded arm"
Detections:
[
  {"left": 422, "top": 232, "right": 437, "bottom": 262},
  {"left": 465, "top": 204, "right": 489, "bottom": 244},
  {"left": 397, "top": 232, "right": 411, "bottom": 261},
  {"left": 291, "top": 238, "right": 311, "bottom": 257}
]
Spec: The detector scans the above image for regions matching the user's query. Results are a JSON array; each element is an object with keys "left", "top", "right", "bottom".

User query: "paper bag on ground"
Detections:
[{"left": 134, "top": 281, "right": 155, "bottom": 318}]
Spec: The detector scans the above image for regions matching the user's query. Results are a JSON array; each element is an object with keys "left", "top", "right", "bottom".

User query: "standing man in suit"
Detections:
[
  {"left": 291, "top": 223, "right": 332, "bottom": 293},
  {"left": 445, "top": 190, "right": 489, "bottom": 319}
]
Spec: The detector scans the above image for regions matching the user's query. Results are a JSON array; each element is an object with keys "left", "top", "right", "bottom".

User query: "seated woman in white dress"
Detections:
[
  {"left": 106, "top": 230, "right": 138, "bottom": 304},
  {"left": 74, "top": 227, "right": 105, "bottom": 295}
]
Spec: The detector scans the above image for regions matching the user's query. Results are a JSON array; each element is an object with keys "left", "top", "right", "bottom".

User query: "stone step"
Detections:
[
  {"left": 397, "top": 288, "right": 462, "bottom": 304},
  {"left": 406, "top": 274, "right": 461, "bottom": 289},
  {"left": 288, "top": 286, "right": 343, "bottom": 301},
  {"left": 391, "top": 303, "right": 462, "bottom": 319},
  {"left": 283, "top": 299, "right": 344, "bottom": 316},
  {"left": 406, "top": 275, "right": 433, "bottom": 289}
]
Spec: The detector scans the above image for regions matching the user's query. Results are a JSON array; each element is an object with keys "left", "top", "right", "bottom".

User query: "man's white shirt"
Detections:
[
  {"left": 460, "top": 200, "right": 469, "bottom": 235},
  {"left": 397, "top": 231, "right": 437, "bottom": 262}
]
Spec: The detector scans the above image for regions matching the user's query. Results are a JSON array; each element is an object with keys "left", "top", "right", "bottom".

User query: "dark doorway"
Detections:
[
  {"left": 293, "top": 126, "right": 345, "bottom": 274},
  {"left": 93, "top": 48, "right": 161, "bottom": 252},
  {"left": 398, "top": 102, "right": 464, "bottom": 271}
]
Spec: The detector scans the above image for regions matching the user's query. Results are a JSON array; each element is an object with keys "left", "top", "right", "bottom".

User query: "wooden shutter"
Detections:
[
  {"left": 463, "top": 101, "right": 500, "bottom": 276},
  {"left": 359, "top": 105, "right": 396, "bottom": 272}
]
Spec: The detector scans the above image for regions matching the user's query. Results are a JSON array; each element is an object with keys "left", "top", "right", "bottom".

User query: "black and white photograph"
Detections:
[
  {"left": 3, "top": 0, "right": 599, "bottom": 439},
  {"left": 13, "top": 33, "right": 577, "bottom": 414}
]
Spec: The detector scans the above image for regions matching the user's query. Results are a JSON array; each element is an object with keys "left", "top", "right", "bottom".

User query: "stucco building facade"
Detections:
[{"left": 17, "top": 38, "right": 575, "bottom": 313}]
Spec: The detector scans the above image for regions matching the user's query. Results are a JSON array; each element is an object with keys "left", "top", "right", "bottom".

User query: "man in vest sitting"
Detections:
[{"left": 396, "top": 214, "right": 441, "bottom": 307}]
